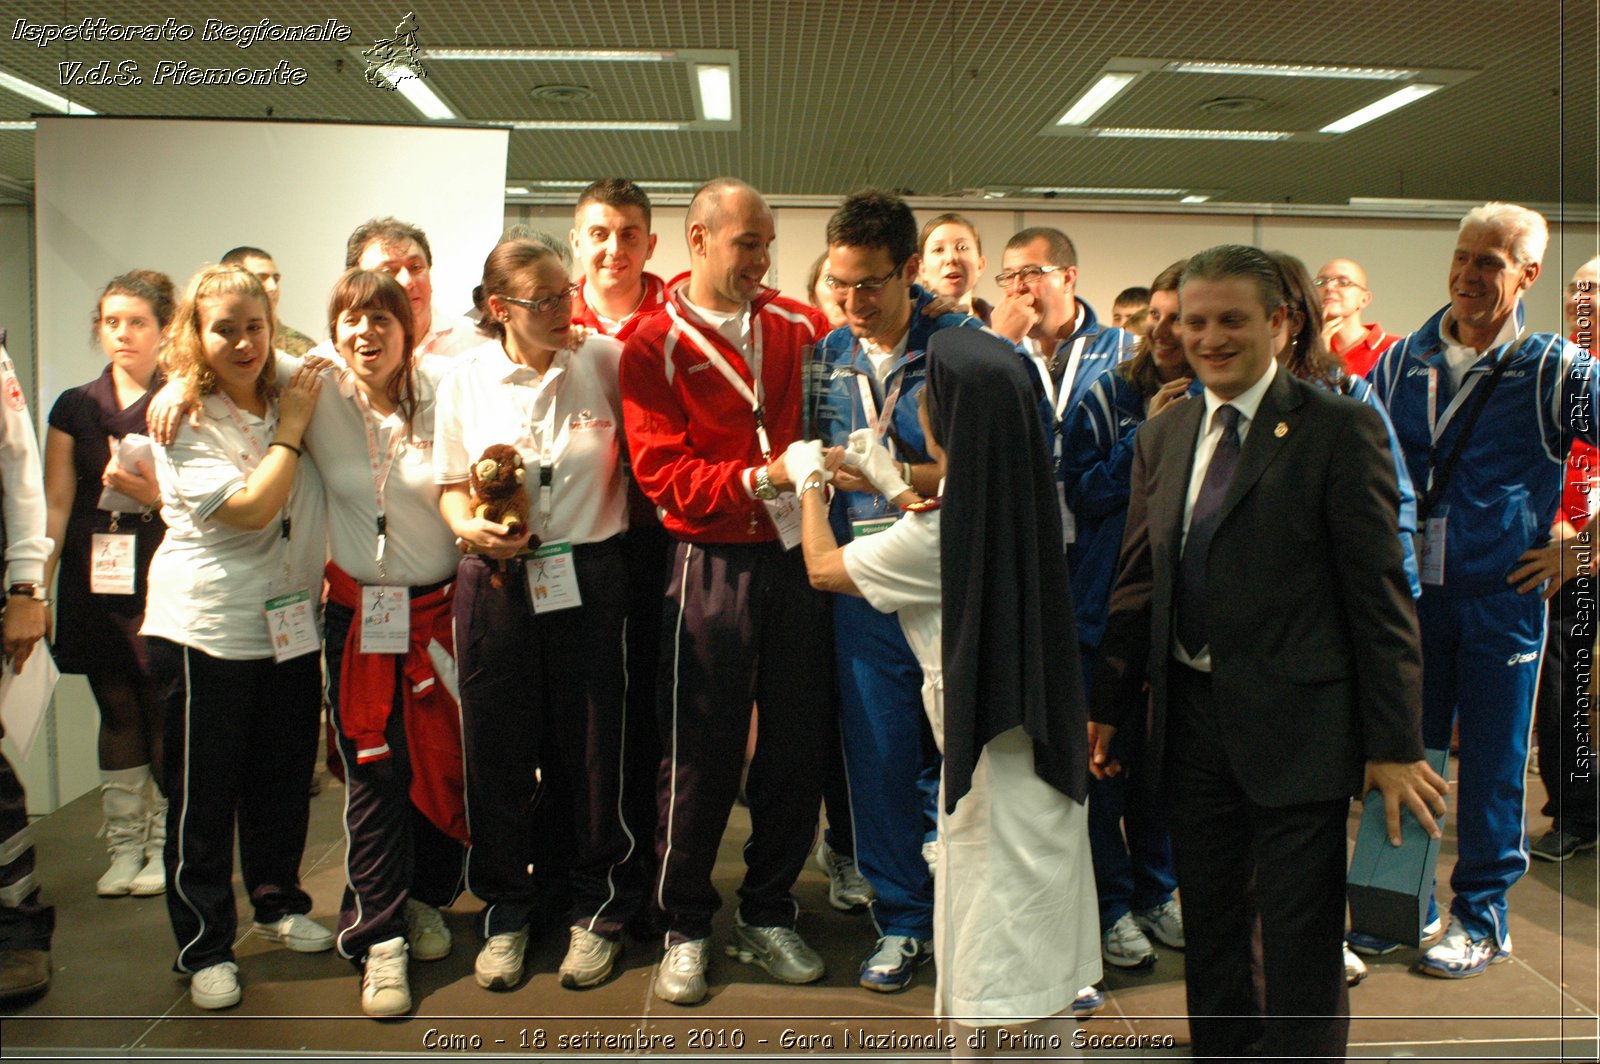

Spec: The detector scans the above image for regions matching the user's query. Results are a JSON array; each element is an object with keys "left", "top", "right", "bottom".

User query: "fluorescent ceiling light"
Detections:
[
  {"left": 695, "top": 64, "right": 733, "bottom": 122},
  {"left": 0, "top": 121, "right": 37, "bottom": 131},
  {"left": 508, "top": 120, "right": 683, "bottom": 131},
  {"left": 0, "top": 68, "right": 96, "bottom": 114},
  {"left": 379, "top": 65, "right": 457, "bottom": 120},
  {"left": 1319, "top": 83, "right": 1441, "bottom": 134},
  {"left": 1056, "top": 72, "right": 1137, "bottom": 126},
  {"left": 1022, "top": 186, "right": 1185, "bottom": 196},
  {"left": 1164, "top": 60, "right": 1418, "bottom": 81},
  {"left": 504, "top": 185, "right": 530, "bottom": 195},
  {"left": 1181, "top": 194, "right": 1214, "bottom": 204},
  {"left": 423, "top": 48, "right": 673, "bottom": 62},
  {"left": 1096, "top": 126, "right": 1292, "bottom": 141}
]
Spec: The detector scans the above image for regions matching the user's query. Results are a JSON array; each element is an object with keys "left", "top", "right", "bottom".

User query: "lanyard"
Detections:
[
  {"left": 667, "top": 303, "right": 771, "bottom": 459},
  {"left": 1051, "top": 335, "right": 1091, "bottom": 422},
  {"left": 515, "top": 351, "right": 569, "bottom": 532},
  {"left": 217, "top": 392, "right": 292, "bottom": 552},
  {"left": 350, "top": 383, "right": 407, "bottom": 575}
]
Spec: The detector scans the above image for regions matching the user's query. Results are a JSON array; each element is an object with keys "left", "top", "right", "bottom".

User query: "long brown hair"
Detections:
[
  {"left": 327, "top": 268, "right": 420, "bottom": 434},
  {"left": 1268, "top": 251, "right": 1344, "bottom": 389},
  {"left": 164, "top": 265, "right": 278, "bottom": 408},
  {"left": 1116, "top": 258, "right": 1187, "bottom": 398}
]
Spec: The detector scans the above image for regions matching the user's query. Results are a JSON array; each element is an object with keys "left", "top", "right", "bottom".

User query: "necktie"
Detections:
[{"left": 1178, "top": 404, "right": 1241, "bottom": 659}]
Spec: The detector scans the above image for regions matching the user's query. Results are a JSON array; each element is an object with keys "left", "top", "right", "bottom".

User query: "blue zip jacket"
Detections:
[
  {"left": 1062, "top": 367, "right": 1422, "bottom": 648},
  {"left": 811, "top": 284, "right": 982, "bottom": 541},
  {"left": 1369, "top": 303, "right": 1598, "bottom": 597},
  {"left": 1038, "top": 298, "right": 1137, "bottom": 430}
]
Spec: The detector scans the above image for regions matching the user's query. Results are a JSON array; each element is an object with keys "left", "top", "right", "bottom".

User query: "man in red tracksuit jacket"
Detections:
[{"left": 620, "top": 177, "right": 833, "bottom": 1006}]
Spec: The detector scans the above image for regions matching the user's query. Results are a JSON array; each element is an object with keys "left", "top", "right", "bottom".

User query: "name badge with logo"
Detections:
[
  {"left": 1421, "top": 515, "right": 1447, "bottom": 587},
  {"left": 89, "top": 533, "right": 137, "bottom": 595},
  {"left": 264, "top": 588, "right": 320, "bottom": 662},
  {"left": 527, "top": 540, "right": 583, "bottom": 613},
  {"left": 359, "top": 585, "right": 410, "bottom": 654},
  {"left": 765, "top": 492, "right": 803, "bottom": 550}
]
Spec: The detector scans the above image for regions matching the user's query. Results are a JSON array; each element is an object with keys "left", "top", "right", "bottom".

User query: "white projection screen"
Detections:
[{"left": 33, "top": 115, "right": 508, "bottom": 410}]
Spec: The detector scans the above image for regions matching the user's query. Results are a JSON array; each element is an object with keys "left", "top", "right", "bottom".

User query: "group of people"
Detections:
[{"left": 0, "top": 178, "right": 1593, "bottom": 1061}]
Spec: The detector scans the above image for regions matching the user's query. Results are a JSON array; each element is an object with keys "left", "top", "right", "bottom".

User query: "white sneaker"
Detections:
[
  {"left": 253, "top": 913, "right": 334, "bottom": 953},
  {"left": 475, "top": 929, "right": 529, "bottom": 991},
  {"left": 1133, "top": 899, "right": 1185, "bottom": 949},
  {"left": 1419, "top": 923, "right": 1512, "bottom": 979},
  {"left": 1343, "top": 942, "right": 1368, "bottom": 986},
  {"left": 814, "top": 839, "right": 875, "bottom": 911},
  {"left": 190, "top": 961, "right": 241, "bottom": 1009},
  {"left": 96, "top": 844, "right": 144, "bottom": 897},
  {"left": 403, "top": 899, "right": 452, "bottom": 961},
  {"left": 654, "top": 938, "right": 709, "bottom": 1004},
  {"left": 361, "top": 937, "right": 411, "bottom": 1017},
  {"left": 1102, "top": 911, "right": 1157, "bottom": 969},
  {"left": 559, "top": 925, "right": 621, "bottom": 989}
]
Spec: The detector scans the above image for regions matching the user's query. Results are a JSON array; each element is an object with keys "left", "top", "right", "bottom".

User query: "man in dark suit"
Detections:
[{"left": 1089, "top": 244, "right": 1448, "bottom": 1060}]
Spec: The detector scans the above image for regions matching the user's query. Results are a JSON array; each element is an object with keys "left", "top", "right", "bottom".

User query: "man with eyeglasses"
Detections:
[
  {"left": 807, "top": 189, "right": 980, "bottom": 995},
  {"left": 1315, "top": 259, "right": 1399, "bottom": 378},
  {"left": 990, "top": 228, "right": 1135, "bottom": 439},
  {"left": 618, "top": 178, "right": 834, "bottom": 1006}
]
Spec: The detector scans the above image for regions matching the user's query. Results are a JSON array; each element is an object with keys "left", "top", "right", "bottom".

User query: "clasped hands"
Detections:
[{"left": 780, "top": 431, "right": 909, "bottom": 500}]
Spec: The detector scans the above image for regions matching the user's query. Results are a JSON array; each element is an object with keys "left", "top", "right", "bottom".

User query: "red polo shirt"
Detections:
[{"left": 1331, "top": 322, "right": 1400, "bottom": 378}]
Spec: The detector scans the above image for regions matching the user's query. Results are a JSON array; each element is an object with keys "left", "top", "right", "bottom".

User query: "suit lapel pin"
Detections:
[{"left": 1274, "top": 421, "right": 1289, "bottom": 438}]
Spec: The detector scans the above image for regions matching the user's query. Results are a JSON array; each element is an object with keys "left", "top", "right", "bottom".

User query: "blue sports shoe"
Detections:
[
  {"left": 858, "top": 935, "right": 931, "bottom": 992},
  {"left": 1072, "top": 985, "right": 1105, "bottom": 1018},
  {"left": 1419, "top": 924, "right": 1511, "bottom": 979},
  {"left": 1347, "top": 916, "right": 1442, "bottom": 956}
]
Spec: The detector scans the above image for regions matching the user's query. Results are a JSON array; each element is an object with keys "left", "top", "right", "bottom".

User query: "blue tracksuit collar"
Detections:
[{"left": 1410, "top": 302, "right": 1527, "bottom": 369}]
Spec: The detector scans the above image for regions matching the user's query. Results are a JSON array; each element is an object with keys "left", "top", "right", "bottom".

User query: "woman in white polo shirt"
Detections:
[
  {"left": 434, "top": 238, "right": 634, "bottom": 994},
  {"left": 305, "top": 269, "right": 466, "bottom": 1018},
  {"left": 141, "top": 265, "right": 330, "bottom": 1010}
]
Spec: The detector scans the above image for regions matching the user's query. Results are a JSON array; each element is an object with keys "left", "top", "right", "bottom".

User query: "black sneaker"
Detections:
[{"left": 1531, "top": 828, "right": 1598, "bottom": 862}]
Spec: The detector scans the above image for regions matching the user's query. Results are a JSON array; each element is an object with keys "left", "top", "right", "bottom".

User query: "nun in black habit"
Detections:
[{"left": 790, "top": 327, "right": 1100, "bottom": 1041}]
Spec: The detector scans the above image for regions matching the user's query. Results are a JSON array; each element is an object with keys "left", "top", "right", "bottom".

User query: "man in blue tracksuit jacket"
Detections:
[
  {"left": 1368, "top": 202, "right": 1599, "bottom": 979},
  {"left": 809, "top": 189, "right": 981, "bottom": 993}
]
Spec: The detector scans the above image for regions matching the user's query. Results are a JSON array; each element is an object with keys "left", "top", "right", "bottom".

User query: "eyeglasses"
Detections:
[
  {"left": 823, "top": 259, "right": 908, "bottom": 294},
  {"left": 1313, "top": 276, "right": 1366, "bottom": 292},
  {"left": 995, "top": 264, "right": 1066, "bottom": 289},
  {"left": 499, "top": 284, "right": 580, "bottom": 314}
]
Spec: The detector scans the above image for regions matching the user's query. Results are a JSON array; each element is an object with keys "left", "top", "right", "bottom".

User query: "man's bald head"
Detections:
[
  {"left": 1320, "top": 258, "right": 1368, "bottom": 289},
  {"left": 685, "top": 177, "right": 775, "bottom": 312},
  {"left": 1315, "top": 257, "right": 1373, "bottom": 328},
  {"left": 686, "top": 178, "right": 765, "bottom": 238}
]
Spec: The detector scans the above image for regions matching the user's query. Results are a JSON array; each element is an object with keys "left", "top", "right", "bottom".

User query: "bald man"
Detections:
[
  {"left": 619, "top": 178, "right": 833, "bottom": 1005},
  {"left": 1317, "top": 258, "right": 1399, "bottom": 377}
]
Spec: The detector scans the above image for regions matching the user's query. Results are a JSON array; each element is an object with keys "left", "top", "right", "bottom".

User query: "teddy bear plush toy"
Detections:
[{"left": 468, "top": 443, "right": 532, "bottom": 585}]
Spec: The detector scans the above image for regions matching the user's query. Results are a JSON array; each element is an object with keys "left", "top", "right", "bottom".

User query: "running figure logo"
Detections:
[{"left": 363, "top": 12, "right": 426, "bottom": 89}]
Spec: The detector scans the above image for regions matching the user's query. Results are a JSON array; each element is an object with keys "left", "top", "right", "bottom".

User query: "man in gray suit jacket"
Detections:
[{"left": 1090, "top": 244, "right": 1448, "bottom": 1061}]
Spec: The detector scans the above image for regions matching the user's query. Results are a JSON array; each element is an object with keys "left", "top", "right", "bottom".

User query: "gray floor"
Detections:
[{"left": 1, "top": 760, "right": 1596, "bottom": 1062}]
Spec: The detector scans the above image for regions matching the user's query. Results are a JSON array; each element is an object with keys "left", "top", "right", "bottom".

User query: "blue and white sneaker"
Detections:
[
  {"left": 1347, "top": 916, "right": 1442, "bottom": 956},
  {"left": 1418, "top": 924, "right": 1511, "bottom": 979},
  {"left": 1072, "top": 985, "right": 1105, "bottom": 1018},
  {"left": 858, "top": 935, "right": 931, "bottom": 992}
]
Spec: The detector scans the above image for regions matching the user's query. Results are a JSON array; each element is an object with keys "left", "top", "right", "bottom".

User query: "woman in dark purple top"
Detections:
[{"left": 43, "top": 270, "right": 171, "bottom": 898}]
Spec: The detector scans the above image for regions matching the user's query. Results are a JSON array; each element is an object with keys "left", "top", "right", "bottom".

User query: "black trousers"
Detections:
[
  {"left": 1166, "top": 664, "right": 1350, "bottom": 1063},
  {"left": 324, "top": 597, "right": 466, "bottom": 962},
  {"left": 1536, "top": 574, "right": 1598, "bottom": 838},
  {"left": 455, "top": 543, "right": 640, "bottom": 939},
  {"left": 654, "top": 540, "right": 832, "bottom": 943},
  {"left": 620, "top": 517, "right": 673, "bottom": 930},
  {"left": 0, "top": 724, "right": 52, "bottom": 953},
  {"left": 151, "top": 638, "right": 322, "bottom": 973}
]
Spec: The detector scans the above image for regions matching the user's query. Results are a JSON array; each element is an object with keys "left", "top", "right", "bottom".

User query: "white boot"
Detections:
[
  {"left": 97, "top": 767, "right": 149, "bottom": 897},
  {"left": 129, "top": 787, "right": 167, "bottom": 896}
]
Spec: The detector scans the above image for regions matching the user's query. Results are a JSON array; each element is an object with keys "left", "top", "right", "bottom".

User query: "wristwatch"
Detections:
[
  {"left": 7, "top": 582, "right": 47, "bottom": 601},
  {"left": 753, "top": 466, "right": 778, "bottom": 501}
]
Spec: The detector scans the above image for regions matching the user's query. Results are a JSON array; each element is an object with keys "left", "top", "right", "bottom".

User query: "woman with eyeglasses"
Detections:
[{"left": 435, "top": 237, "right": 637, "bottom": 995}]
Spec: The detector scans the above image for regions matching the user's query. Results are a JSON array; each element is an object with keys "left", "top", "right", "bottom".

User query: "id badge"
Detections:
[
  {"left": 1058, "top": 483, "right": 1076, "bottom": 548},
  {"left": 89, "top": 532, "right": 138, "bottom": 595},
  {"left": 1421, "top": 515, "right": 1447, "bottom": 587},
  {"left": 851, "top": 516, "right": 897, "bottom": 538},
  {"left": 765, "top": 492, "right": 803, "bottom": 550},
  {"left": 264, "top": 588, "right": 320, "bottom": 662},
  {"left": 527, "top": 540, "right": 583, "bottom": 614},
  {"left": 359, "top": 585, "right": 410, "bottom": 655}
]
